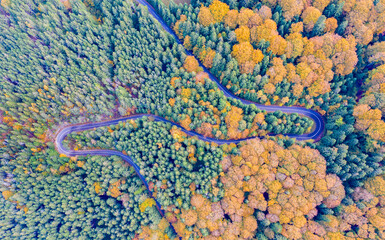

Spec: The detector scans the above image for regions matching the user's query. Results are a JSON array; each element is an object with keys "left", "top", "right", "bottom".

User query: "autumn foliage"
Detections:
[
  {"left": 198, "top": 47, "right": 216, "bottom": 69},
  {"left": 208, "top": 0, "right": 229, "bottom": 23},
  {"left": 279, "top": 0, "right": 304, "bottom": 21},
  {"left": 301, "top": 7, "right": 322, "bottom": 32},
  {"left": 183, "top": 56, "right": 199, "bottom": 73},
  {"left": 198, "top": 6, "right": 215, "bottom": 27},
  {"left": 188, "top": 0, "right": 362, "bottom": 106},
  {"left": 354, "top": 104, "right": 385, "bottom": 142},
  {"left": 225, "top": 106, "right": 244, "bottom": 139},
  {"left": 108, "top": 179, "right": 123, "bottom": 198},
  {"left": 220, "top": 139, "right": 344, "bottom": 239},
  {"left": 223, "top": 10, "right": 238, "bottom": 29},
  {"left": 2, "top": 190, "right": 14, "bottom": 200},
  {"left": 60, "top": 0, "right": 71, "bottom": 10},
  {"left": 308, "top": 175, "right": 385, "bottom": 239},
  {"left": 6, "top": 0, "right": 385, "bottom": 238},
  {"left": 231, "top": 42, "right": 264, "bottom": 74},
  {"left": 235, "top": 25, "right": 250, "bottom": 43},
  {"left": 343, "top": 0, "right": 385, "bottom": 45},
  {"left": 139, "top": 198, "right": 156, "bottom": 212},
  {"left": 164, "top": 139, "right": 345, "bottom": 239},
  {"left": 174, "top": 15, "right": 187, "bottom": 39},
  {"left": 1, "top": 0, "right": 10, "bottom": 8}
]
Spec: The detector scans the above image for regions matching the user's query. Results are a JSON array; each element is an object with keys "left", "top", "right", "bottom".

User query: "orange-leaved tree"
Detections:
[
  {"left": 279, "top": 0, "right": 305, "bottom": 21},
  {"left": 301, "top": 7, "right": 322, "bottom": 32},
  {"left": 237, "top": 8, "right": 255, "bottom": 26},
  {"left": 183, "top": 56, "right": 200, "bottom": 73},
  {"left": 198, "top": 6, "right": 215, "bottom": 27},
  {"left": 223, "top": 9, "right": 239, "bottom": 29}
]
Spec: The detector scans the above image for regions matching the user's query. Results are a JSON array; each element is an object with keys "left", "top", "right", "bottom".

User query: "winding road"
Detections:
[
  {"left": 54, "top": 0, "right": 325, "bottom": 232},
  {"left": 136, "top": 0, "right": 324, "bottom": 141}
]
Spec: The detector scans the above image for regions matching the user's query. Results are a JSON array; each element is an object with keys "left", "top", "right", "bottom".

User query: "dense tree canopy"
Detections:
[{"left": 1, "top": 0, "right": 385, "bottom": 239}]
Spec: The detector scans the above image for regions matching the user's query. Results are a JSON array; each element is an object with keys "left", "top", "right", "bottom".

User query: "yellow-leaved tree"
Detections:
[
  {"left": 235, "top": 25, "right": 250, "bottom": 43},
  {"left": 232, "top": 42, "right": 255, "bottom": 64},
  {"left": 208, "top": 0, "right": 229, "bottom": 23},
  {"left": 232, "top": 42, "right": 264, "bottom": 74}
]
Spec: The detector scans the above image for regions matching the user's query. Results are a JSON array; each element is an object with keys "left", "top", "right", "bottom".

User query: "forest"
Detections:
[{"left": 1, "top": 0, "right": 385, "bottom": 239}]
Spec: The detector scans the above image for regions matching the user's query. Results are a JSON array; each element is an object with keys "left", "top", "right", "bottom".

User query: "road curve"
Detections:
[
  {"left": 136, "top": 0, "right": 325, "bottom": 141},
  {"left": 53, "top": 114, "right": 256, "bottom": 226},
  {"left": 54, "top": 0, "right": 326, "bottom": 235}
]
